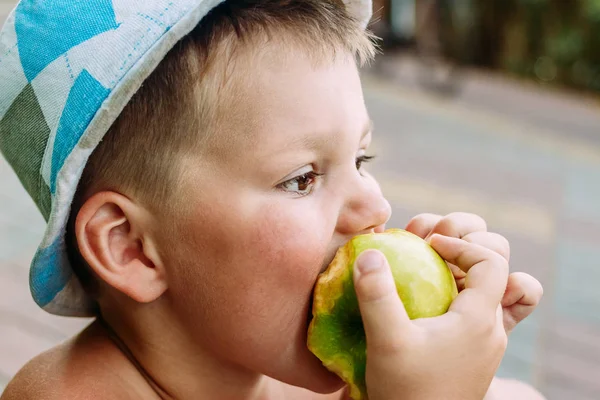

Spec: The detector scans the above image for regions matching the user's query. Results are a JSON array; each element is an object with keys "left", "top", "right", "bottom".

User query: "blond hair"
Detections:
[{"left": 66, "top": 0, "right": 378, "bottom": 294}]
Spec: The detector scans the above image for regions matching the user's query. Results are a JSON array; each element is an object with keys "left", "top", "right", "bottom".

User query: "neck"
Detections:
[{"left": 99, "top": 306, "right": 282, "bottom": 400}]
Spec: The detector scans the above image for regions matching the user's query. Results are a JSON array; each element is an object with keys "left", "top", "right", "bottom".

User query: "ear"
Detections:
[{"left": 75, "top": 191, "right": 167, "bottom": 303}]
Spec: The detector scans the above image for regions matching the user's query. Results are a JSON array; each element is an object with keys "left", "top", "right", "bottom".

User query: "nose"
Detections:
[{"left": 335, "top": 174, "right": 392, "bottom": 236}]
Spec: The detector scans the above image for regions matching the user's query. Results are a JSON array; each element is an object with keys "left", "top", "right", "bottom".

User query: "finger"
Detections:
[
  {"left": 446, "top": 262, "right": 467, "bottom": 283},
  {"left": 502, "top": 273, "right": 544, "bottom": 333},
  {"left": 353, "top": 250, "right": 411, "bottom": 350},
  {"left": 502, "top": 273, "right": 544, "bottom": 307},
  {"left": 405, "top": 213, "right": 442, "bottom": 239},
  {"left": 428, "top": 215, "right": 491, "bottom": 285},
  {"left": 427, "top": 212, "right": 487, "bottom": 240},
  {"left": 429, "top": 234, "right": 509, "bottom": 313},
  {"left": 451, "top": 231, "right": 510, "bottom": 291},
  {"left": 462, "top": 231, "right": 511, "bottom": 262},
  {"left": 374, "top": 223, "right": 386, "bottom": 234}
]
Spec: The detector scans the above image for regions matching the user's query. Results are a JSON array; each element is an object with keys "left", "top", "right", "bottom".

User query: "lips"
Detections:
[
  {"left": 319, "top": 252, "right": 337, "bottom": 275},
  {"left": 309, "top": 251, "right": 337, "bottom": 325},
  {"left": 317, "top": 229, "right": 382, "bottom": 275},
  {"left": 309, "top": 231, "right": 381, "bottom": 327},
  {"left": 319, "top": 240, "right": 349, "bottom": 275}
]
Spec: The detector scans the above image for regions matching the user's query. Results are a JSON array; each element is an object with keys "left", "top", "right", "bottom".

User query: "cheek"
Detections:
[
  {"left": 222, "top": 205, "right": 332, "bottom": 328},
  {"left": 247, "top": 210, "right": 329, "bottom": 289},
  {"left": 164, "top": 200, "right": 332, "bottom": 336},
  {"left": 159, "top": 196, "right": 342, "bottom": 389}
]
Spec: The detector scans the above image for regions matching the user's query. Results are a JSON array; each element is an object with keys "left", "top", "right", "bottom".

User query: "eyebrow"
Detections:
[{"left": 294, "top": 118, "right": 374, "bottom": 150}]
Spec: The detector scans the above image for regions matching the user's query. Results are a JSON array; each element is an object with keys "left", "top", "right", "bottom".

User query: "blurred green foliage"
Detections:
[
  {"left": 448, "top": 0, "right": 600, "bottom": 92},
  {"left": 584, "top": 0, "right": 600, "bottom": 21}
]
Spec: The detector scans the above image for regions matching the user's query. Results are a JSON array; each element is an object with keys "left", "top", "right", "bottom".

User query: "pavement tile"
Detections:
[
  {"left": 543, "top": 385, "right": 599, "bottom": 400},
  {"left": 497, "top": 315, "right": 542, "bottom": 384},
  {"left": 564, "top": 161, "right": 600, "bottom": 221},
  {"left": 370, "top": 145, "right": 565, "bottom": 213},
  {"left": 371, "top": 53, "right": 600, "bottom": 148},
  {"left": 558, "top": 214, "right": 600, "bottom": 248},
  {"left": 497, "top": 355, "right": 536, "bottom": 386},
  {"left": 542, "top": 350, "right": 600, "bottom": 398},
  {"left": 548, "top": 318, "right": 600, "bottom": 373},
  {"left": 555, "top": 239, "right": 600, "bottom": 325}
]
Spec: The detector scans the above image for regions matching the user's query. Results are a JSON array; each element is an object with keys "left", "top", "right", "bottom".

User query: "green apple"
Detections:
[{"left": 307, "top": 229, "right": 458, "bottom": 400}]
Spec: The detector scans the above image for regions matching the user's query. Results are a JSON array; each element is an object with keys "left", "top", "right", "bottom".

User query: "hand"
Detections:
[
  {"left": 354, "top": 233, "right": 508, "bottom": 400},
  {"left": 405, "top": 213, "right": 543, "bottom": 334}
]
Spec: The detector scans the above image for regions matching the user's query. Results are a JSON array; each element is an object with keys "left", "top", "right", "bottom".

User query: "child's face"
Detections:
[{"left": 156, "top": 48, "right": 391, "bottom": 393}]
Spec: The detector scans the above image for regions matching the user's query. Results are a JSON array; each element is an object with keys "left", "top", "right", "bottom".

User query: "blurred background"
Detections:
[{"left": 1, "top": 0, "right": 600, "bottom": 398}]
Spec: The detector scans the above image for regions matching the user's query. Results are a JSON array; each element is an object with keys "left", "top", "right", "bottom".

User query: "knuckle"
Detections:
[
  {"left": 467, "top": 212, "right": 488, "bottom": 230},
  {"left": 433, "top": 212, "right": 488, "bottom": 237},
  {"left": 491, "top": 232, "right": 511, "bottom": 259},
  {"left": 447, "top": 211, "right": 486, "bottom": 226},
  {"left": 407, "top": 213, "right": 441, "bottom": 228},
  {"left": 488, "top": 249, "right": 509, "bottom": 271},
  {"left": 520, "top": 273, "right": 544, "bottom": 303},
  {"left": 431, "top": 223, "right": 453, "bottom": 240},
  {"left": 432, "top": 214, "right": 456, "bottom": 233},
  {"left": 461, "top": 231, "right": 511, "bottom": 262},
  {"left": 517, "top": 272, "right": 544, "bottom": 295},
  {"left": 414, "top": 212, "right": 442, "bottom": 221}
]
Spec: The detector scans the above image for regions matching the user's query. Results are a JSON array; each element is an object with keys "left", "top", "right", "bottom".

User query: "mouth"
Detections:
[
  {"left": 308, "top": 248, "right": 341, "bottom": 326},
  {"left": 307, "top": 296, "right": 315, "bottom": 325},
  {"left": 316, "top": 229, "right": 381, "bottom": 275},
  {"left": 319, "top": 251, "right": 337, "bottom": 275}
]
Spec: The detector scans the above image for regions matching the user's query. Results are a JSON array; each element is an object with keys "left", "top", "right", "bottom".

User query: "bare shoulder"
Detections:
[
  {"left": 0, "top": 345, "right": 62, "bottom": 400},
  {"left": 1, "top": 320, "right": 155, "bottom": 400},
  {"left": 486, "top": 377, "right": 547, "bottom": 400}
]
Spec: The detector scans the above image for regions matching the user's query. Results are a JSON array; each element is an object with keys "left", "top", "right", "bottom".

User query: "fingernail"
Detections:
[{"left": 356, "top": 251, "right": 385, "bottom": 275}]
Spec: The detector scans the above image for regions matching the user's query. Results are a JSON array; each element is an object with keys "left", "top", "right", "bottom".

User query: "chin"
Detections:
[
  {"left": 286, "top": 329, "right": 346, "bottom": 394},
  {"left": 271, "top": 277, "right": 345, "bottom": 394},
  {"left": 294, "top": 355, "right": 346, "bottom": 394},
  {"left": 310, "top": 371, "right": 346, "bottom": 394}
]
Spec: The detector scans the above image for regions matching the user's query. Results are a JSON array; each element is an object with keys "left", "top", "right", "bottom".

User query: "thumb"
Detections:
[{"left": 354, "top": 250, "right": 411, "bottom": 350}]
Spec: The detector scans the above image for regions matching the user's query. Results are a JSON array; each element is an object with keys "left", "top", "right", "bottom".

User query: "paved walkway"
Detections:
[{"left": 2, "top": 3, "right": 600, "bottom": 399}]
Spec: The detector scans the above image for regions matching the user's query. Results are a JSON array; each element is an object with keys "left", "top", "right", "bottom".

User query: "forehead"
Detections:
[{"left": 203, "top": 45, "right": 369, "bottom": 163}]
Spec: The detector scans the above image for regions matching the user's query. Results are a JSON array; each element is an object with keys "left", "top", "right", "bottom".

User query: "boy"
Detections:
[{"left": 0, "top": 1, "right": 544, "bottom": 399}]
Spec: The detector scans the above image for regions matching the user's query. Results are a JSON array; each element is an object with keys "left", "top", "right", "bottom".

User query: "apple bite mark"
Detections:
[
  {"left": 307, "top": 229, "right": 458, "bottom": 400},
  {"left": 309, "top": 240, "right": 365, "bottom": 399}
]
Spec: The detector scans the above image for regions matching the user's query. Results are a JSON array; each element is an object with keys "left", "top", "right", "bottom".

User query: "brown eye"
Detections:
[
  {"left": 295, "top": 174, "right": 313, "bottom": 191},
  {"left": 279, "top": 171, "right": 323, "bottom": 196}
]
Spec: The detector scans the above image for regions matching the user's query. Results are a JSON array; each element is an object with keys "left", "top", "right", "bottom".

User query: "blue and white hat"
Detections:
[{"left": 0, "top": 0, "right": 373, "bottom": 317}]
